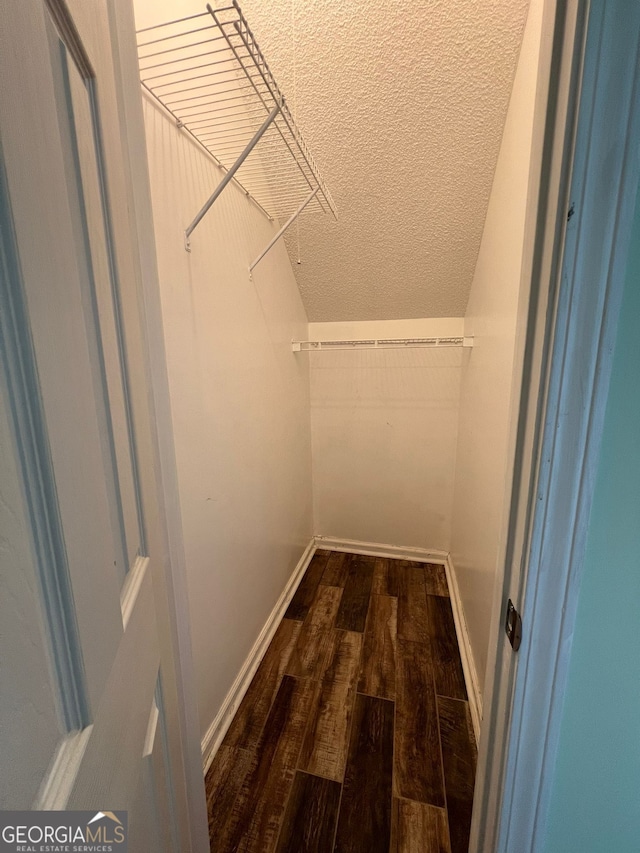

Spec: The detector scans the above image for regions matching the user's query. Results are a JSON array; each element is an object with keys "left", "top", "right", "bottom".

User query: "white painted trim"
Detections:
[
  {"left": 318, "top": 536, "right": 482, "bottom": 737},
  {"left": 0, "top": 135, "right": 90, "bottom": 733},
  {"left": 34, "top": 727, "right": 93, "bottom": 809},
  {"left": 107, "top": 5, "right": 210, "bottom": 849},
  {"left": 201, "top": 538, "right": 317, "bottom": 772},
  {"left": 444, "top": 555, "right": 482, "bottom": 743},
  {"left": 469, "top": 3, "right": 587, "bottom": 849},
  {"left": 199, "top": 536, "right": 482, "bottom": 770},
  {"left": 498, "top": 4, "right": 640, "bottom": 851},
  {"left": 314, "top": 535, "right": 448, "bottom": 564},
  {"left": 120, "top": 555, "right": 149, "bottom": 629}
]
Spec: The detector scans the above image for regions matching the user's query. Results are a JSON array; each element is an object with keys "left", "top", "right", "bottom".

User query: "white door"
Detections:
[{"left": 0, "top": 1, "right": 207, "bottom": 849}]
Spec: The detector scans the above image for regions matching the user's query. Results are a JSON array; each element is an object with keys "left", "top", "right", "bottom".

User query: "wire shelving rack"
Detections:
[
  {"left": 291, "top": 337, "right": 475, "bottom": 352},
  {"left": 137, "top": 1, "right": 337, "bottom": 259}
]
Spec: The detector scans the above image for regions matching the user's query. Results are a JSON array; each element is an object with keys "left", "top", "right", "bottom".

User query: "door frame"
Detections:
[
  {"left": 97, "top": 2, "right": 209, "bottom": 848},
  {"left": 472, "top": 1, "right": 640, "bottom": 850},
  {"left": 0, "top": 0, "right": 208, "bottom": 844}
]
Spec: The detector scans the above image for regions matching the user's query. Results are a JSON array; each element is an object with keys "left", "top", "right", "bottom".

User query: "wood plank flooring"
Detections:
[{"left": 207, "top": 551, "right": 477, "bottom": 853}]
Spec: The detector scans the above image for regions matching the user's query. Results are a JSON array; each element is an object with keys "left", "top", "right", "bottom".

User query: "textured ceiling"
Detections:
[
  {"left": 135, "top": 0, "right": 531, "bottom": 320},
  {"left": 237, "top": 0, "right": 530, "bottom": 321}
]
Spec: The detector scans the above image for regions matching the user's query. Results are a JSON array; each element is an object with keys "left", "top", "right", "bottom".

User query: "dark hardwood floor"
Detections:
[{"left": 206, "top": 550, "right": 477, "bottom": 853}]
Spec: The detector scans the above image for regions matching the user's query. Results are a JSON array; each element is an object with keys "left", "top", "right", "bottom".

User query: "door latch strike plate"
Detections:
[{"left": 505, "top": 599, "right": 522, "bottom": 651}]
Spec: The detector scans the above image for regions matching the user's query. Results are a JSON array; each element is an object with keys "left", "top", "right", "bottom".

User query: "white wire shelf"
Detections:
[
  {"left": 292, "top": 337, "right": 475, "bottom": 352},
  {"left": 137, "top": 2, "right": 337, "bottom": 256}
]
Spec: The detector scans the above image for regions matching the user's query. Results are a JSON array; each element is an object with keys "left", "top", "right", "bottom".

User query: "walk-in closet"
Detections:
[
  {"left": 3, "top": 0, "right": 638, "bottom": 851},
  {"left": 132, "top": 0, "right": 542, "bottom": 849}
]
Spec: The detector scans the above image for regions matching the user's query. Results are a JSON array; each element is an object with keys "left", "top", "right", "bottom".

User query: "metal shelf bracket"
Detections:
[
  {"left": 184, "top": 100, "right": 282, "bottom": 251},
  {"left": 249, "top": 186, "right": 319, "bottom": 274},
  {"left": 137, "top": 2, "right": 337, "bottom": 255}
]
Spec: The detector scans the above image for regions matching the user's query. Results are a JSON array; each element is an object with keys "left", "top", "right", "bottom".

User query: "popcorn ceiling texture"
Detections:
[{"left": 238, "top": 0, "right": 531, "bottom": 321}]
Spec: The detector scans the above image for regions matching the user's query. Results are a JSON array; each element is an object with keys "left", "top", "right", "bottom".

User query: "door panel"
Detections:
[
  {"left": 136, "top": 684, "right": 179, "bottom": 853},
  {"left": 67, "top": 564, "right": 159, "bottom": 808},
  {"left": 0, "top": 1, "right": 203, "bottom": 847},
  {"left": 0, "top": 377, "right": 61, "bottom": 809},
  {"left": 53, "top": 10, "right": 144, "bottom": 580},
  {"left": 2, "top": 0, "right": 123, "bottom": 716}
]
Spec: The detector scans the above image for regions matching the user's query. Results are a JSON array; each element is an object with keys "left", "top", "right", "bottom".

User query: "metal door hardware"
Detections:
[{"left": 505, "top": 599, "right": 522, "bottom": 651}]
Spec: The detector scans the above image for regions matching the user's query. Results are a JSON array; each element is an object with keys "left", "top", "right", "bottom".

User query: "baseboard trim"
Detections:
[
  {"left": 200, "top": 537, "right": 482, "bottom": 769},
  {"left": 314, "top": 535, "right": 449, "bottom": 564},
  {"left": 444, "top": 554, "right": 482, "bottom": 742},
  {"left": 200, "top": 537, "right": 317, "bottom": 773}
]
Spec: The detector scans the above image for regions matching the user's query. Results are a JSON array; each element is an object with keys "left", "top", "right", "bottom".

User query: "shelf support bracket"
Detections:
[
  {"left": 184, "top": 99, "right": 282, "bottom": 251},
  {"left": 249, "top": 186, "right": 319, "bottom": 273}
]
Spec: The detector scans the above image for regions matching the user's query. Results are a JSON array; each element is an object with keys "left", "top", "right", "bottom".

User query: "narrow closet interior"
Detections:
[{"left": 133, "top": 0, "right": 543, "bottom": 849}]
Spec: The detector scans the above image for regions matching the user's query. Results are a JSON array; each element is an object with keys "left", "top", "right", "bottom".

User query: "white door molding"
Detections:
[
  {"left": 105, "top": 2, "right": 210, "bottom": 847},
  {"left": 469, "top": 0, "right": 588, "bottom": 845},
  {"left": 476, "top": 1, "right": 640, "bottom": 851},
  {"left": 0, "top": 1, "right": 209, "bottom": 846},
  {"left": 500, "top": 2, "right": 640, "bottom": 848}
]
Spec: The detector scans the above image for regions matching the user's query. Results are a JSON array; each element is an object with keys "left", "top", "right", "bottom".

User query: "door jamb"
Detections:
[{"left": 472, "top": 1, "right": 640, "bottom": 850}]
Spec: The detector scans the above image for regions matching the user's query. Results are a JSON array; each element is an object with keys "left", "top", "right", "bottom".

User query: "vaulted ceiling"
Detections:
[
  {"left": 136, "top": 0, "right": 531, "bottom": 321},
  {"left": 240, "top": 0, "right": 530, "bottom": 321}
]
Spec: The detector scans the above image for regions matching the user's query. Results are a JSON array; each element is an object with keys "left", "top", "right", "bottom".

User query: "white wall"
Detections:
[
  {"left": 310, "top": 319, "right": 463, "bottom": 551},
  {"left": 450, "top": 0, "right": 546, "bottom": 695},
  {"left": 134, "top": 0, "right": 544, "bottom": 735},
  {"left": 139, "top": 87, "right": 313, "bottom": 738}
]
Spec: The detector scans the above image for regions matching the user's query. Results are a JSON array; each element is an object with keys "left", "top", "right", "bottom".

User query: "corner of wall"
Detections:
[
  {"left": 445, "top": 554, "right": 483, "bottom": 742},
  {"left": 449, "top": 0, "right": 547, "bottom": 694}
]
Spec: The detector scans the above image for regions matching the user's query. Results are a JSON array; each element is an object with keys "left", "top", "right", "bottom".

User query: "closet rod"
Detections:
[{"left": 291, "top": 337, "right": 475, "bottom": 352}]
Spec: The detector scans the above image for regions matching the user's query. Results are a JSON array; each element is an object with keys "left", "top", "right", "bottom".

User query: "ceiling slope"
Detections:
[{"left": 240, "top": 0, "right": 531, "bottom": 321}]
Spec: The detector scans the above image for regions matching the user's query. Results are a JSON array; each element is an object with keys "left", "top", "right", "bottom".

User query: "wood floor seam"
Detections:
[
  {"left": 206, "top": 550, "right": 476, "bottom": 853},
  {"left": 434, "top": 671, "right": 452, "bottom": 851},
  {"left": 326, "top": 664, "right": 357, "bottom": 853},
  {"left": 394, "top": 794, "right": 448, "bottom": 810},
  {"left": 355, "top": 689, "right": 397, "bottom": 702}
]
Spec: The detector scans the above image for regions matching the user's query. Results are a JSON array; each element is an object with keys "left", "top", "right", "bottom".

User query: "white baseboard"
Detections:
[
  {"left": 200, "top": 536, "right": 481, "bottom": 771},
  {"left": 314, "top": 535, "right": 449, "bottom": 564},
  {"left": 318, "top": 536, "right": 482, "bottom": 739},
  {"left": 200, "top": 537, "right": 317, "bottom": 773},
  {"left": 444, "top": 554, "right": 483, "bottom": 742}
]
